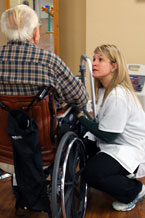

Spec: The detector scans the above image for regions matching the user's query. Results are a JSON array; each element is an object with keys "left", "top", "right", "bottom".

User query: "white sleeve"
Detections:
[{"left": 99, "top": 95, "right": 128, "bottom": 133}]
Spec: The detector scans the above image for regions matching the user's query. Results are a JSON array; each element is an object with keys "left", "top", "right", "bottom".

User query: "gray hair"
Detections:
[{"left": 1, "top": 4, "right": 39, "bottom": 41}]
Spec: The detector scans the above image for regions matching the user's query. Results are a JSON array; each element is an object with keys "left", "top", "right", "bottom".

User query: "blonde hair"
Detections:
[
  {"left": 94, "top": 44, "right": 137, "bottom": 105},
  {"left": 1, "top": 4, "right": 39, "bottom": 41}
]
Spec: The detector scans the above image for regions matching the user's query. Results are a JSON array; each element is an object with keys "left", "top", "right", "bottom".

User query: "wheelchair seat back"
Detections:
[{"left": 0, "top": 92, "right": 58, "bottom": 167}]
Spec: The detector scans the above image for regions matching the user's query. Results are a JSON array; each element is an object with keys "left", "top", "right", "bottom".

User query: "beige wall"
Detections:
[
  {"left": 10, "top": 0, "right": 33, "bottom": 8},
  {"left": 59, "top": 0, "right": 86, "bottom": 75},
  {"left": 0, "top": 1, "right": 7, "bottom": 46},
  {"left": 86, "top": 0, "right": 145, "bottom": 65},
  {"left": 59, "top": 0, "right": 145, "bottom": 74},
  {"left": 1, "top": 1, "right": 145, "bottom": 72}
]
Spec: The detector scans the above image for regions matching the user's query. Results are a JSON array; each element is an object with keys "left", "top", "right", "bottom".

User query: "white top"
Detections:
[{"left": 96, "top": 86, "right": 145, "bottom": 174}]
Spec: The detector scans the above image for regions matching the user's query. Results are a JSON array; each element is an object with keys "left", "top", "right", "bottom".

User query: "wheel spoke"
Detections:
[
  {"left": 73, "top": 186, "right": 80, "bottom": 199},
  {"left": 71, "top": 193, "right": 76, "bottom": 218},
  {"left": 66, "top": 149, "right": 74, "bottom": 180},
  {"left": 52, "top": 131, "right": 88, "bottom": 218},
  {"left": 65, "top": 189, "right": 74, "bottom": 217},
  {"left": 64, "top": 185, "right": 73, "bottom": 203},
  {"left": 72, "top": 147, "right": 80, "bottom": 174},
  {"left": 65, "top": 143, "right": 79, "bottom": 181}
]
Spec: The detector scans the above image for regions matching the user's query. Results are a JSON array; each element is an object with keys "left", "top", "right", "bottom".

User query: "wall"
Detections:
[
  {"left": 59, "top": 0, "right": 86, "bottom": 75},
  {"left": 59, "top": 0, "right": 145, "bottom": 96},
  {"left": 2, "top": 1, "right": 145, "bottom": 71},
  {"left": 0, "top": 1, "right": 7, "bottom": 46},
  {"left": 86, "top": 0, "right": 145, "bottom": 65},
  {"left": 10, "top": 0, "right": 33, "bottom": 8},
  {"left": 59, "top": 0, "right": 145, "bottom": 70}
]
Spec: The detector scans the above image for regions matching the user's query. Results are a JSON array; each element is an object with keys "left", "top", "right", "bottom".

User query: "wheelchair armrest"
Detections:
[{"left": 56, "top": 105, "right": 72, "bottom": 119}]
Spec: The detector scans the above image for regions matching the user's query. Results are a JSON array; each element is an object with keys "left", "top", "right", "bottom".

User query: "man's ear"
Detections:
[{"left": 33, "top": 26, "right": 40, "bottom": 45}]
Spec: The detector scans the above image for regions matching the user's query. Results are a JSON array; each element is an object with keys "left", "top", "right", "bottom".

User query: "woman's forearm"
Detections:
[{"left": 79, "top": 116, "right": 119, "bottom": 143}]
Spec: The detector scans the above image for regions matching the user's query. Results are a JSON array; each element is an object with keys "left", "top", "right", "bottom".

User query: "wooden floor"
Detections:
[{"left": 0, "top": 176, "right": 145, "bottom": 218}]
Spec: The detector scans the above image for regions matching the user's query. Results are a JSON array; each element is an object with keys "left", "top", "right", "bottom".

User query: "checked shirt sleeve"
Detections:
[{"left": 54, "top": 56, "right": 89, "bottom": 109}]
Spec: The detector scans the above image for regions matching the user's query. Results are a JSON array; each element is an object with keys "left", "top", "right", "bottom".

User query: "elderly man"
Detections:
[
  {"left": 0, "top": 4, "right": 88, "bottom": 108},
  {"left": 0, "top": 5, "right": 89, "bottom": 216},
  {"left": 0, "top": 4, "right": 89, "bottom": 174}
]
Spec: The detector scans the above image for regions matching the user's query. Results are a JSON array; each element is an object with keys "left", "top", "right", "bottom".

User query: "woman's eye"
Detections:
[{"left": 99, "top": 58, "right": 103, "bottom": 62}]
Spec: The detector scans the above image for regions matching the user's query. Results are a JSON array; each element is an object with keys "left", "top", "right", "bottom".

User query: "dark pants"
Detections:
[{"left": 82, "top": 152, "right": 142, "bottom": 203}]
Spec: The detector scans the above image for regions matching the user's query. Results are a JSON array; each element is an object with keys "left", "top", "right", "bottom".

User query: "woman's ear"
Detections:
[
  {"left": 111, "top": 62, "right": 118, "bottom": 72},
  {"left": 32, "top": 26, "right": 40, "bottom": 45}
]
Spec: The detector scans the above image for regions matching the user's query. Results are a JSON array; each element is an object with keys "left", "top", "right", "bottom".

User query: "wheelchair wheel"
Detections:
[{"left": 52, "top": 131, "right": 88, "bottom": 218}]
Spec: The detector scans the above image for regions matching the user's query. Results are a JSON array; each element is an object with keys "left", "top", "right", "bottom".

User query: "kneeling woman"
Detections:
[{"left": 78, "top": 44, "right": 145, "bottom": 211}]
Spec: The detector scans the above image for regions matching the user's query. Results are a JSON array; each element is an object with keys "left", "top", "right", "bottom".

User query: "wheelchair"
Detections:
[{"left": 0, "top": 55, "right": 95, "bottom": 218}]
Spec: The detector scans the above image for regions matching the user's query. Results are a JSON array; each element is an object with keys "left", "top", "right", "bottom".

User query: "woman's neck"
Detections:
[{"left": 99, "top": 74, "right": 113, "bottom": 89}]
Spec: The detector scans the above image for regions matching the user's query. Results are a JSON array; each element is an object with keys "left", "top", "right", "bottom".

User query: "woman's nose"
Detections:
[{"left": 93, "top": 59, "right": 98, "bottom": 66}]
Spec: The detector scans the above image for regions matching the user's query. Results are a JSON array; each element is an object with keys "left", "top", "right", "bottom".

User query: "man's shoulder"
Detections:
[{"left": 34, "top": 46, "right": 59, "bottom": 61}]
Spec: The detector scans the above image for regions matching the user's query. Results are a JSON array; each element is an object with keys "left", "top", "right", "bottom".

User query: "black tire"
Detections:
[{"left": 52, "top": 131, "right": 88, "bottom": 218}]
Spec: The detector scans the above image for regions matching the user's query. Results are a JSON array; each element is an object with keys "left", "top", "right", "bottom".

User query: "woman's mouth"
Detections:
[{"left": 93, "top": 69, "right": 98, "bottom": 72}]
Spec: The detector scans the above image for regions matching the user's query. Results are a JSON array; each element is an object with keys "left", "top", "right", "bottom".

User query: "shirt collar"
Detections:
[{"left": 7, "top": 40, "right": 36, "bottom": 48}]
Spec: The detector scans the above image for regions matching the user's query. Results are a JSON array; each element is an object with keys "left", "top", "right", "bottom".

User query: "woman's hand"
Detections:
[{"left": 77, "top": 112, "right": 84, "bottom": 118}]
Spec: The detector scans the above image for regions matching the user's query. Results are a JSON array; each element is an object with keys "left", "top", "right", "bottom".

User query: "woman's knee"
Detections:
[{"left": 82, "top": 159, "right": 105, "bottom": 185}]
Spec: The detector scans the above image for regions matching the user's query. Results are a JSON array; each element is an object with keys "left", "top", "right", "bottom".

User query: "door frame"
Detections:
[
  {"left": 5, "top": 0, "right": 10, "bottom": 9},
  {"left": 53, "top": 0, "right": 59, "bottom": 55}
]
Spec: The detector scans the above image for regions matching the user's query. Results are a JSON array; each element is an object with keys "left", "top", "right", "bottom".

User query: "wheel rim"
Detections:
[{"left": 52, "top": 131, "right": 88, "bottom": 218}]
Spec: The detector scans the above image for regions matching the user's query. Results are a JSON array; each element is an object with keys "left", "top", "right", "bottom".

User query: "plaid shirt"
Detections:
[{"left": 0, "top": 40, "right": 88, "bottom": 109}]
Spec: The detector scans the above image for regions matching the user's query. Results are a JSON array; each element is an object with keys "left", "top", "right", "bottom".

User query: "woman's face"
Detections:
[{"left": 92, "top": 52, "right": 117, "bottom": 88}]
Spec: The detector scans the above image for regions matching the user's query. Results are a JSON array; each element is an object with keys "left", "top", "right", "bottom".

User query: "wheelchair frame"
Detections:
[
  {"left": 0, "top": 55, "right": 96, "bottom": 218},
  {"left": 50, "top": 54, "right": 96, "bottom": 218}
]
